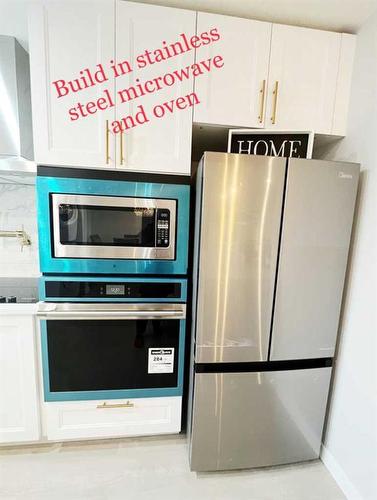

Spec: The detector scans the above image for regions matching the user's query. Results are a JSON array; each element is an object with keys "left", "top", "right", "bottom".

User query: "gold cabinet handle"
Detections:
[
  {"left": 120, "top": 130, "right": 124, "bottom": 166},
  {"left": 271, "top": 81, "right": 279, "bottom": 124},
  {"left": 97, "top": 401, "right": 134, "bottom": 409},
  {"left": 258, "top": 80, "right": 266, "bottom": 123},
  {"left": 105, "top": 120, "right": 110, "bottom": 164}
]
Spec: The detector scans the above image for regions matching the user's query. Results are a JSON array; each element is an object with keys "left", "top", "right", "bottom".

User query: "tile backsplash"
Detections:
[
  {"left": 0, "top": 175, "right": 39, "bottom": 277},
  {"left": 0, "top": 277, "right": 38, "bottom": 302}
]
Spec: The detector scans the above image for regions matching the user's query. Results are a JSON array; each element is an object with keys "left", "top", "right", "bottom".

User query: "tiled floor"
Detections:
[{"left": 0, "top": 435, "right": 345, "bottom": 500}]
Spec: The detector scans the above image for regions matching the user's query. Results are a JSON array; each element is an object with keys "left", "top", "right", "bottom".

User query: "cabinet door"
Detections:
[
  {"left": 44, "top": 397, "right": 181, "bottom": 441},
  {"left": 0, "top": 315, "right": 40, "bottom": 443},
  {"left": 115, "top": 1, "right": 195, "bottom": 174},
  {"left": 266, "top": 24, "right": 341, "bottom": 134},
  {"left": 194, "top": 13, "right": 271, "bottom": 128},
  {"left": 28, "top": 0, "right": 115, "bottom": 167},
  {"left": 332, "top": 34, "right": 356, "bottom": 136}
]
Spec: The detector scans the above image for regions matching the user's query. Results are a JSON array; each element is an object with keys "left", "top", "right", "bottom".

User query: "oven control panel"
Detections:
[
  {"left": 156, "top": 209, "right": 170, "bottom": 248},
  {"left": 45, "top": 280, "right": 182, "bottom": 299}
]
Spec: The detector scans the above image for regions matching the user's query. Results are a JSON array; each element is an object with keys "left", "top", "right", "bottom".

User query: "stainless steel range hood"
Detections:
[{"left": 0, "top": 35, "right": 35, "bottom": 175}]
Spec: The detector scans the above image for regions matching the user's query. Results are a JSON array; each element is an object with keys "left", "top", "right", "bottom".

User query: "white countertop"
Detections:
[{"left": 0, "top": 303, "right": 38, "bottom": 315}]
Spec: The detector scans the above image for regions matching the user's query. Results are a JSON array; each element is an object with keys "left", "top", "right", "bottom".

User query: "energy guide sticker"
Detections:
[{"left": 148, "top": 348, "right": 174, "bottom": 374}]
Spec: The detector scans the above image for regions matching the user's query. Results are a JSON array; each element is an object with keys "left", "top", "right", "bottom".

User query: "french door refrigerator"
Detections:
[{"left": 188, "top": 152, "right": 359, "bottom": 472}]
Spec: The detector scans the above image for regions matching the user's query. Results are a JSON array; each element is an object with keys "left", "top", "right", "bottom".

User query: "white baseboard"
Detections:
[{"left": 321, "top": 444, "right": 364, "bottom": 500}]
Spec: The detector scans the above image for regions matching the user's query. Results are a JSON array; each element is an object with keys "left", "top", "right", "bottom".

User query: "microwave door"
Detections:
[{"left": 51, "top": 194, "right": 176, "bottom": 260}]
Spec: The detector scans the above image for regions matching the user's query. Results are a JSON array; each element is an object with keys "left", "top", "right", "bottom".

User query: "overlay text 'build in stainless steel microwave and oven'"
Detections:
[{"left": 36, "top": 170, "right": 190, "bottom": 275}]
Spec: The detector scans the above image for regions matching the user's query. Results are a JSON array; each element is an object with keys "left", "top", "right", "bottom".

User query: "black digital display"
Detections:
[{"left": 106, "top": 285, "right": 125, "bottom": 295}]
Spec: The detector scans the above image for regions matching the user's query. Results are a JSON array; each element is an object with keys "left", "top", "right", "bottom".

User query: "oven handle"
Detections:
[
  {"left": 37, "top": 310, "right": 185, "bottom": 320},
  {"left": 37, "top": 303, "right": 186, "bottom": 321}
]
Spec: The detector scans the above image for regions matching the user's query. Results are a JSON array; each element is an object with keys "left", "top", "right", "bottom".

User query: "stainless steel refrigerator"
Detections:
[{"left": 188, "top": 152, "right": 359, "bottom": 472}]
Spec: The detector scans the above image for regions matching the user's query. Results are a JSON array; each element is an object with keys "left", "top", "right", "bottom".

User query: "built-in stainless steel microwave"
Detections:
[
  {"left": 52, "top": 193, "right": 176, "bottom": 260},
  {"left": 36, "top": 171, "right": 190, "bottom": 275}
]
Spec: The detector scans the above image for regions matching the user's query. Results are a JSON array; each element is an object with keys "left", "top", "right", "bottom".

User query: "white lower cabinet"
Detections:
[
  {"left": 0, "top": 313, "right": 40, "bottom": 444},
  {"left": 44, "top": 397, "right": 182, "bottom": 441}
]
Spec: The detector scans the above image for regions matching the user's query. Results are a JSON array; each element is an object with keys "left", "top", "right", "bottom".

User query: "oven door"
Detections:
[
  {"left": 38, "top": 303, "right": 186, "bottom": 402},
  {"left": 51, "top": 194, "right": 176, "bottom": 260}
]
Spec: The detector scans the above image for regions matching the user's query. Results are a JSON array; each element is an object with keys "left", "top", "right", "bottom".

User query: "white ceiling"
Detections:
[
  {"left": 135, "top": 0, "right": 377, "bottom": 32},
  {"left": 0, "top": 0, "right": 377, "bottom": 52}
]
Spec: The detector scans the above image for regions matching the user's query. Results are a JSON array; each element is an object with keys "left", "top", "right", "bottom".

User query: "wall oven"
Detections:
[
  {"left": 37, "top": 167, "right": 190, "bottom": 275},
  {"left": 37, "top": 277, "right": 187, "bottom": 402}
]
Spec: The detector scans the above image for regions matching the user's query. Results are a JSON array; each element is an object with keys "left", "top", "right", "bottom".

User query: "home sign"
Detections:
[{"left": 228, "top": 130, "right": 314, "bottom": 158}]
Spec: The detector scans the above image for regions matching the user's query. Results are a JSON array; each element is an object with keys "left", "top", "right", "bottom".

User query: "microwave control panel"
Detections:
[{"left": 156, "top": 209, "right": 170, "bottom": 247}]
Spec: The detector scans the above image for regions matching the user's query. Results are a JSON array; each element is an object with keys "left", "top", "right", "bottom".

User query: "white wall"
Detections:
[
  {"left": 319, "top": 10, "right": 377, "bottom": 500},
  {"left": 0, "top": 0, "right": 29, "bottom": 51},
  {"left": 0, "top": 175, "right": 39, "bottom": 277}
]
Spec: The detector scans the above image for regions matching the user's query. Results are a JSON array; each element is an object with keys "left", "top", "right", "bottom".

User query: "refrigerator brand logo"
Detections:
[{"left": 338, "top": 172, "right": 353, "bottom": 179}]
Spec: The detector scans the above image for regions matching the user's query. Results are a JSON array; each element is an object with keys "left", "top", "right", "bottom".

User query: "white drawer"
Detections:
[{"left": 43, "top": 396, "right": 181, "bottom": 441}]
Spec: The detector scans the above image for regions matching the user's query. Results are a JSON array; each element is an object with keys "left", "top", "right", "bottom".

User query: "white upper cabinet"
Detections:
[
  {"left": 194, "top": 17, "right": 355, "bottom": 136},
  {"left": 332, "top": 34, "right": 356, "bottom": 136},
  {"left": 115, "top": 1, "right": 195, "bottom": 174},
  {"left": 266, "top": 24, "right": 345, "bottom": 134},
  {"left": 194, "top": 13, "right": 271, "bottom": 128},
  {"left": 29, "top": 0, "right": 116, "bottom": 167},
  {"left": 28, "top": 1, "right": 356, "bottom": 172},
  {"left": 29, "top": 0, "right": 195, "bottom": 174},
  {"left": 0, "top": 314, "right": 40, "bottom": 444}
]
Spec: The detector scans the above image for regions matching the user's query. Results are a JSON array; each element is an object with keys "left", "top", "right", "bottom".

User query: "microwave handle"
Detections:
[{"left": 37, "top": 309, "right": 185, "bottom": 321}]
